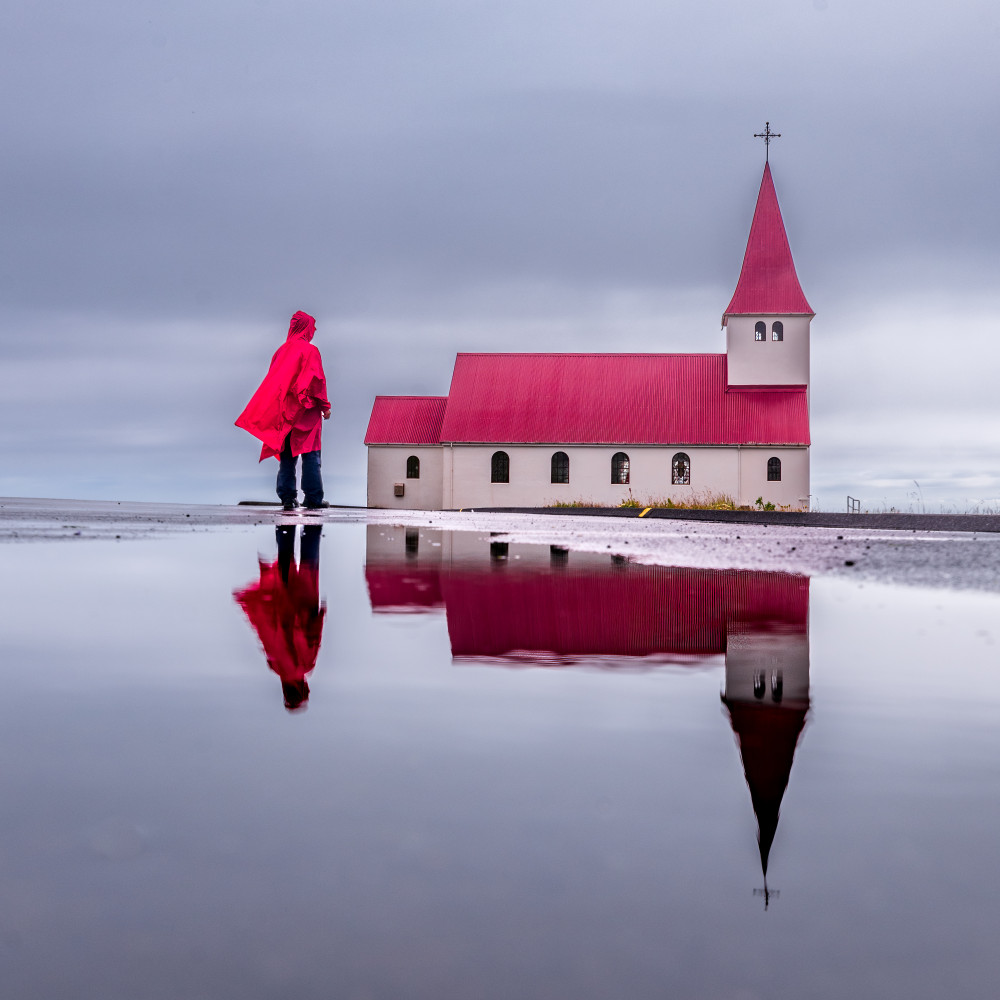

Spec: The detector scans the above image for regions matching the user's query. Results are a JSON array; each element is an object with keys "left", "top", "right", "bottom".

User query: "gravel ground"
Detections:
[{"left": 2, "top": 496, "right": 998, "bottom": 593}]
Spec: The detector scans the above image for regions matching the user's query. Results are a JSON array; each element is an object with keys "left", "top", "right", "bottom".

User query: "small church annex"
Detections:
[{"left": 365, "top": 160, "right": 814, "bottom": 510}]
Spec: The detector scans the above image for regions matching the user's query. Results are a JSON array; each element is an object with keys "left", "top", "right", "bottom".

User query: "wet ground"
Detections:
[{"left": 1, "top": 499, "right": 999, "bottom": 998}]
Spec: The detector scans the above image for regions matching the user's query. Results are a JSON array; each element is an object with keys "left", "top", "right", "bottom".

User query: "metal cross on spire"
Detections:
[
  {"left": 754, "top": 121, "right": 781, "bottom": 162},
  {"left": 753, "top": 882, "right": 780, "bottom": 911}
]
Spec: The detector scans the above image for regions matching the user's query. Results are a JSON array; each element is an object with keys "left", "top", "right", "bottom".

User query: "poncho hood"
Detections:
[{"left": 287, "top": 311, "right": 316, "bottom": 343}]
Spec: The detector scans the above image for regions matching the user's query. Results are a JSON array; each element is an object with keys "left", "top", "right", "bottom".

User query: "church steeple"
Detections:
[
  {"left": 722, "top": 698, "right": 809, "bottom": 882},
  {"left": 722, "top": 163, "right": 813, "bottom": 327}
]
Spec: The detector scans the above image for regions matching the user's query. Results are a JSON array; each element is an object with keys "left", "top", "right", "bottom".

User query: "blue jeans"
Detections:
[{"left": 277, "top": 437, "right": 323, "bottom": 506}]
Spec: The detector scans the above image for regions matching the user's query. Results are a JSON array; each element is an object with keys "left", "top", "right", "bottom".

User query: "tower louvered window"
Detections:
[
  {"left": 755, "top": 321, "right": 766, "bottom": 342},
  {"left": 772, "top": 321, "right": 783, "bottom": 342},
  {"left": 551, "top": 451, "right": 569, "bottom": 484},
  {"left": 611, "top": 452, "right": 630, "bottom": 485},
  {"left": 491, "top": 451, "right": 510, "bottom": 483}
]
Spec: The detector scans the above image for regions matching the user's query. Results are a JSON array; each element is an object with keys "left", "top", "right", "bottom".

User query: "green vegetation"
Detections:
[
  {"left": 652, "top": 491, "right": 739, "bottom": 511},
  {"left": 546, "top": 491, "right": 800, "bottom": 511}
]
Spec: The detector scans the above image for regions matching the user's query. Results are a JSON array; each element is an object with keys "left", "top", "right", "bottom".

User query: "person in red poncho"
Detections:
[{"left": 235, "top": 311, "right": 331, "bottom": 510}]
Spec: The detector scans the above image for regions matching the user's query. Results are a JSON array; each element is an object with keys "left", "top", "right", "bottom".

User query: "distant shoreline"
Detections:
[
  {"left": 2, "top": 497, "right": 1000, "bottom": 536},
  {"left": 453, "top": 506, "right": 1000, "bottom": 534}
]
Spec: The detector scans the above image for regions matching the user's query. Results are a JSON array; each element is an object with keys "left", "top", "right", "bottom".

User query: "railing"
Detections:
[{"left": 846, "top": 496, "right": 861, "bottom": 514}]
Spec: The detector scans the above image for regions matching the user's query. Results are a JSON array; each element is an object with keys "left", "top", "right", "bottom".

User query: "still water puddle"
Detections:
[{"left": 0, "top": 522, "right": 998, "bottom": 998}]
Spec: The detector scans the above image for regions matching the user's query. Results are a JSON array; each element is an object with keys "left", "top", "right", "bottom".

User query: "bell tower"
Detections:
[{"left": 723, "top": 150, "right": 813, "bottom": 389}]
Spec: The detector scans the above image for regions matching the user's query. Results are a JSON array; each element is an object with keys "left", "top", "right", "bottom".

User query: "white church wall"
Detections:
[
  {"left": 726, "top": 315, "right": 810, "bottom": 387},
  {"left": 367, "top": 446, "right": 444, "bottom": 509},
  {"left": 737, "top": 447, "right": 809, "bottom": 509},
  {"left": 368, "top": 443, "right": 809, "bottom": 510},
  {"left": 365, "top": 523, "right": 448, "bottom": 565},
  {"left": 447, "top": 445, "right": 744, "bottom": 509}
]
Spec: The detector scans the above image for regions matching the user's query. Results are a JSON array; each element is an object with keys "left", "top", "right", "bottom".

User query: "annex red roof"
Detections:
[
  {"left": 437, "top": 353, "right": 809, "bottom": 446},
  {"left": 723, "top": 163, "right": 813, "bottom": 325},
  {"left": 365, "top": 566, "right": 444, "bottom": 613},
  {"left": 364, "top": 396, "right": 447, "bottom": 445}
]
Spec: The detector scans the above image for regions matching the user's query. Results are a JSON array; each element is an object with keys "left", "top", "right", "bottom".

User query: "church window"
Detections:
[
  {"left": 671, "top": 452, "right": 691, "bottom": 486},
  {"left": 405, "top": 527, "right": 419, "bottom": 558},
  {"left": 406, "top": 455, "right": 420, "bottom": 479},
  {"left": 772, "top": 321, "right": 783, "bottom": 342},
  {"left": 767, "top": 456, "right": 781, "bottom": 482},
  {"left": 611, "top": 452, "right": 630, "bottom": 484},
  {"left": 551, "top": 451, "right": 570, "bottom": 484},
  {"left": 491, "top": 451, "right": 510, "bottom": 483},
  {"left": 755, "top": 321, "right": 766, "bottom": 342}
]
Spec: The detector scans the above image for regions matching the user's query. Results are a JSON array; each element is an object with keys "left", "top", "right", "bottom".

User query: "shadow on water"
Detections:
[
  {"left": 364, "top": 524, "right": 810, "bottom": 906},
  {"left": 234, "top": 524, "right": 326, "bottom": 712}
]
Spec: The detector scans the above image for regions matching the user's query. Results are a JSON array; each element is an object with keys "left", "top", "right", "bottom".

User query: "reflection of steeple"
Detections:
[
  {"left": 724, "top": 698, "right": 808, "bottom": 879},
  {"left": 721, "top": 593, "right": 810, "bottom": 896}
]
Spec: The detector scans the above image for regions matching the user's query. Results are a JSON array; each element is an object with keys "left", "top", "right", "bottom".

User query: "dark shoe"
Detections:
[
  {"left": 281, "top": 499, "right": 298, "bottom": 512},
  {"left": 303, "top": 500, "right": 330, "bottom": 510}
]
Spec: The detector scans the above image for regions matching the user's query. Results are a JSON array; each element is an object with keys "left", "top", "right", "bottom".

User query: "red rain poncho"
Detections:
[
  {"left": 233, "top": 555, "right": 326, "bottom": 687},
  {"left": 235, "top": 311, "right": 331, "bottom": 460}
]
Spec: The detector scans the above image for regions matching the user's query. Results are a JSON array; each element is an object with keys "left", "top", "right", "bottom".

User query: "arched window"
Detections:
[
  {"left": 406, "top": 455, "right": 420, "bottom": 479},
  {"left": 772, "top": 321, "right": 783, "bottom": 342},
  {"left": 767, "top": 456, "right": 781, "bottom": 482},
  {"left": 491, "top": 451, "right": 510, "bottom": 483},
  {"left": 671, "top": 452, "right": 691, "bottom": 486},
  {"left": 611, "top": 452, "right": 630, "bottom": 485},
  {"left": 551, "top": 451, "right": 569, "bottom": 484},
  {"left": 755, "top": 321, "right": 766, "bottom": 342}
]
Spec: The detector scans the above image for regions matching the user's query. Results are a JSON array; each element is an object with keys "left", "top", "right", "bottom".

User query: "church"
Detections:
[
  {"left": 365, "top": 157, "right": 813, "bottom": 511},
  {"left": 365, "top": 525, "right": 812, "bottom": 899}
]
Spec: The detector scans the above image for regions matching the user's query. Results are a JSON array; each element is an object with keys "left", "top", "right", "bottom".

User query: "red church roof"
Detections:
[
  {"left": 364, "top": 552, "right": 809, "bottom": 663},
  {"left": 722, "top": 163, "right": 813, "bottom": 325},
  {"left": 365, "top": 396, "right": 447, "bottom": 445},
  {"left": 437, "top": 353, "right": 809, "bottom": 446},
  {"left": 443, "top": 565, "right": 808, "bottom": 662}
]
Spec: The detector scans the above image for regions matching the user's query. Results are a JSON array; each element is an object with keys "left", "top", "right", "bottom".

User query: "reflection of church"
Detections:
[{"left": 366, "top": 526, "right": 810, "bottom": 892}]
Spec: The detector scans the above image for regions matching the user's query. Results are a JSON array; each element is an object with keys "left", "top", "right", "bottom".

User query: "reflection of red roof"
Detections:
[
  {"left": 365, "top": 566, "right": 444, "bottom": 613},
  {"left": 365, "top": 396, "right": 447, "bottom": 445},
  {"left": 445, "top": 566, "right": 806, "bottom": 661},
  {"left": 365, "top": 558, "right": 808, "bottom": 659},
  {"left": 723, "top": 164, "right": 813, "bottom": 324},
  {"left": 437, "top": 354, "right": 809, "bottom": 446}
]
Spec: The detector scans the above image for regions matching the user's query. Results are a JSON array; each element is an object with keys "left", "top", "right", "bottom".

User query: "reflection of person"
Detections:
[
  {"left": 234, "top": 525, "right": 326, "bottom": 712},
  {"left": 235, "top": 311, "right": 331, "bottom": 511}
]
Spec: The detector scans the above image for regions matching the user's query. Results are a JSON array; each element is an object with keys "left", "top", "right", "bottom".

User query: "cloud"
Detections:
[{"left": 1, "top": 2, "right": 999, "bottom": 506}]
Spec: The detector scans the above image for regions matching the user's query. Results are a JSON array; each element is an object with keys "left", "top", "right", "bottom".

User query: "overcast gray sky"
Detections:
[{"left": 2, "top": 1, "right": 998, "bottom": 511}]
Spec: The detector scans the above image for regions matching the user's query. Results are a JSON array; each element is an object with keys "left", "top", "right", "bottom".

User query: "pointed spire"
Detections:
[
  {"left": 722, "top": 700, "right": 809, "bottom": 880},
  {"left": 722, "top": 163, "right": 813, "bottom": 326}
]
